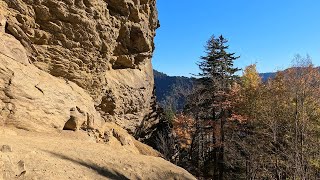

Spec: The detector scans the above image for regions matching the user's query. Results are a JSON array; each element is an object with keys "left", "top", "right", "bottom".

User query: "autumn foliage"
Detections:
[
  {"left": 170, "top": 55, "right": 320, "bottom": 179},
  {"left": 172, "top": 114, "right": 196, "bottom": 149}
]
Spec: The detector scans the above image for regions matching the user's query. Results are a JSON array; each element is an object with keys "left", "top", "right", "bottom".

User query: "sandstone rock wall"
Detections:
[
  {"left": 0, "top": 32, "right": 102, "bottom": 132},
  {"left": 0, "top": 0, "right": 159, "bottom": 134}
]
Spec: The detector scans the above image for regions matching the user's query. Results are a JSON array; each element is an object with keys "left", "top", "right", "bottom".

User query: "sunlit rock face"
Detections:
[{"left": 0, "top": 0, "right": 159, "bottom": 134}]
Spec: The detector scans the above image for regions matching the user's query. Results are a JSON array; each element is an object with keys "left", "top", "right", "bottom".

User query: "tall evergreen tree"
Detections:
[
  {"left": 186, "top": 35, "right": 240, "bottom": 179},
  {"left": 198, "top": 35, "right": 240, "bottom": 86}
]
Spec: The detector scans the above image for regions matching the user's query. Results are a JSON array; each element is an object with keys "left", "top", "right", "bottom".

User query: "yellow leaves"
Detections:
[
  {"left": 241, "top": 64, "right": 261, "bottom": 90},
  {"left": 310, "top": 159, "right": 320, "bottom": 169}
]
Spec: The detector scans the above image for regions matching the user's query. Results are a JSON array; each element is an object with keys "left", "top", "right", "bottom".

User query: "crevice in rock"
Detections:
[
  {"left": 112, "top": 64, "right": 131, "bottom": 70},
  {"left": 4, "top": 20, "right": 9, "bottom": 34},
  {"left": 8, "top": 77, "right": 12, "bottom": 86},
  {"left": 114, "top": 25, "right": 150, "bottom": 56},
  {"left": 97, "top": 90, "right": 116, "bottom": 116},
  {"left": 4, "top": 75, "right": 15, "bottom": 100},
  {"left": 83, "top": 0, "right": 93, "bottom": 8},
  {"left": 112, "top": 55, "right": 135, "bottom": 70},
  {"left": 35, "top": 84, "right": 44, "bottom": 94},
  {"left": 106, "top": 0, "right": 129, "bottom": 17}
]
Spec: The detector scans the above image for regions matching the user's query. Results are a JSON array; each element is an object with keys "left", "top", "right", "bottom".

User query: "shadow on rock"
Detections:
[{"left": 42, "top": 150, "right": 130, "bottom": 180}]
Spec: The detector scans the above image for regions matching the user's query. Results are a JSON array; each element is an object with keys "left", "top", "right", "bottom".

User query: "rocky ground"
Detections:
[{"left": 0, "top": 128, "right": 196, "bottom": 180}]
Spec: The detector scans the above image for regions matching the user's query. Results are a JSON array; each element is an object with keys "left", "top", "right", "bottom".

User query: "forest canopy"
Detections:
[{"left": 154, "top": 35, "right": 320, "bottom": 180}]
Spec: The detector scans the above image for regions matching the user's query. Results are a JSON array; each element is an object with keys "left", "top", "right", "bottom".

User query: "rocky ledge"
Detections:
[{"left": 0, "top": 128, "right": 196, "bottom": 179}]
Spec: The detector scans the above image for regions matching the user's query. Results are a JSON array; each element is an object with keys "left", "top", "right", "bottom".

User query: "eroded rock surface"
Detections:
[
  {"left": 0, "top": 0, "right": 159, "bottom": 134},
  {"left": 0, "top": 32, "right": 102, "bottom": 132}
]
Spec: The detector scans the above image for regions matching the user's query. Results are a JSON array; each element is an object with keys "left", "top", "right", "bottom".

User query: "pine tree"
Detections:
[
  {"left": 187, "top": 35, "right": 240, "bottom": 179},
  {"left": 198, "top": 35, "right": 240, "bottom": 87}
]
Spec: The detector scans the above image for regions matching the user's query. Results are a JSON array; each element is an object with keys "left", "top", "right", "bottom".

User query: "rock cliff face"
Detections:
[
  {"left": 0, "top": 0, "right": 159, "bottom": 134},
  {"left": 0, "top": 1, "right": 197, "bottom": 179}
]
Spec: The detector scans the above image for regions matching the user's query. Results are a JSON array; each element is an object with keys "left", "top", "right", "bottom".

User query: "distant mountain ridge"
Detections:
[
  {"left": 153, "top": 70, "right": 194, "bottom": 111},
  {"left": 154, "top": 70, "right": 276, "bottom": 111},
  {"left": 260, "top": 72, "right": 276, "bottom": 81}
]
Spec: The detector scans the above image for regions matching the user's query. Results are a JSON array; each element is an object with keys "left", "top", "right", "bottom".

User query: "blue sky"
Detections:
[{"left": 152, "top": 0, "right": 320, "bottom": 77}]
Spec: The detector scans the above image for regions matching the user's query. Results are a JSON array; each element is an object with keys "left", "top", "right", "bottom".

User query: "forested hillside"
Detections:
[
  {"left": 260, "top": 72, "right": 276, "bottom": 81},
  {"left": 153, "top": 70, "right": 194, "bottom": 112}
]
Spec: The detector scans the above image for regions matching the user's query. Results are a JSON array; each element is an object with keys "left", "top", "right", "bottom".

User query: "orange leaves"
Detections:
[{"left": 172, "top": 114, "right": 196, "bottom": 149}]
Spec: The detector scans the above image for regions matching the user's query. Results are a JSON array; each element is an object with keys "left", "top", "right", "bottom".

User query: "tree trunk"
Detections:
[{"left": 294, "top": 93, "right": 299, "bottom": 180}]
